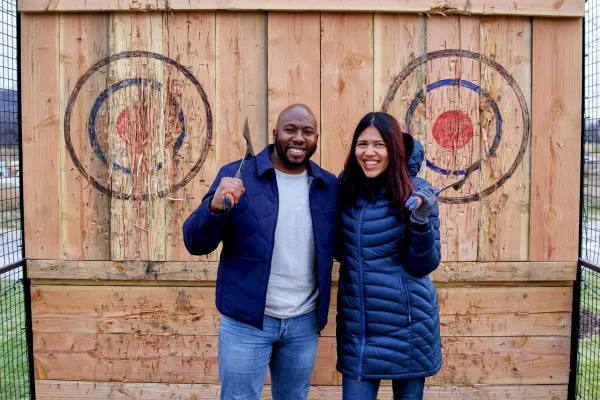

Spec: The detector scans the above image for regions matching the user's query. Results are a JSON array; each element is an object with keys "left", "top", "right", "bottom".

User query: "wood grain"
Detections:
[
  {"left": 21, "top": 13, "right": 61, "bottom": 260},
  {"left": 479, "top": 17, "right": 532, "bottom": 262},
  {"left": 163, "top": 12, "right": 217, "bottom": 262},
  {"left": 108, "top": 13, "right": 165, "bottom": 260},
  {"left": 216, "top": 11, "right": 268, "bottom": 167},
  {"left": 374, "top": 13, "right": 426, "bottom": 137},
  {"left": 18, "top": 0, "right": 586, "bottom": 17},
  {"left": 26, "top": 259, "right": 578, "bottom": 282},
  {"left": 426, "top": 15, "right": 482, "bottom": 262},
  {"left": 530, "top": 18, "right": 582, "bottom": 262},
  {"left": 267, "top": 12, "right": 321, "bottom": 164},
  {"left": 320, "top": 13, "right": 374, "bottom": 177},
  {"left": 32, "top": 333, "right": 570, "bottom": 385},
  {"left": 35, "top": 380, "right": 568, "bottom": 399},
  {"left": 59, "top": 13, "right": 111, "bottom": 260},
  {"left": 30, "top": 285, "right": 572, "bottom": 337}
]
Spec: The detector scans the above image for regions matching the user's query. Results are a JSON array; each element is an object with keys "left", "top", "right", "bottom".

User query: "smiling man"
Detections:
[{"left": 182, "top": 104, "right": 340, "bottom": 400}]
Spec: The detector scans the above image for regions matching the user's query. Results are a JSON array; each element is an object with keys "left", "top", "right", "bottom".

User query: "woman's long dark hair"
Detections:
[{"left": 340, "top": 112, "right": 415, "bottom": 216}]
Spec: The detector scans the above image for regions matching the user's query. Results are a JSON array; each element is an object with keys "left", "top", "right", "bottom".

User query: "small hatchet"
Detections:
[
  {"left": 408, "top": 158, "right": 483, "bottom": 210},
  {"left": 221, "top": 117, "right": 254, "bottom": 212}
]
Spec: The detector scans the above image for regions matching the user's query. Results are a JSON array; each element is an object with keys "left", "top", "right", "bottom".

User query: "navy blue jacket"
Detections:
[
  {"left": 182, "top": 145, "right": 340, "bottom": 332},
  {"left": 335, "top": 135, "right": 442, "bottom": 380}
]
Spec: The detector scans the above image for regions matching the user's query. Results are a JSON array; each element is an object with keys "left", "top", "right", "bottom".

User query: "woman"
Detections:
[{"left": 335, "top": 112, "right": 442, "bottom": 399}]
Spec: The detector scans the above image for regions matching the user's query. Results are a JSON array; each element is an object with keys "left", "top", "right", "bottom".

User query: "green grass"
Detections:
[
  {"left": 582, "top": 271, "right": 600, "bottom": 314},
  {"left": 0, "top": 279, "right": 30, "bottom": 400},
  {"left": 577, "top": 336, "right": 600, "bottom": 399}
]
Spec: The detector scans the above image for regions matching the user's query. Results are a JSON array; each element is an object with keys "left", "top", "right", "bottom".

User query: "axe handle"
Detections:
[
  {"left": 409, "top": 188, "right": 442, "bottom": 211},
  {"left": 221, "top": 168, "right": 243, "bottom": 212}
]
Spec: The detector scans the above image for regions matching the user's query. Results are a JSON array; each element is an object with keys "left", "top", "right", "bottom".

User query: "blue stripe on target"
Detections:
[
  {"left": 88, "top": 77, "right": 187, "bottom": 174},
  {"left": 405, "top": 78, "right": 502, "bottom": 176}
]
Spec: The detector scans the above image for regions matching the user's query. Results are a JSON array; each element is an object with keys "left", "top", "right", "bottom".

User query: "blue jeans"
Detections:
[
  {"left": 342, "top": 376, "right": 425, "bottom": 400},
  {"left": 218, "top": 310, "right": 319, "bottom": 400}
]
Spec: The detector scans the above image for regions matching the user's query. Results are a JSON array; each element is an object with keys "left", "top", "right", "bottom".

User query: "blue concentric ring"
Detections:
[
  {"left": 405, "top": 78, "right": 502, "bottom": 176},
  {"left": 88, "top": 77, "right": 187, "bottom": 174}
]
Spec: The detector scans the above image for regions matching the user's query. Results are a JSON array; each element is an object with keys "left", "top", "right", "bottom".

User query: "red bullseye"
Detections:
[
  {"left": 432, "top": 110, "right": 473, "bottom": 150},
  {"left": 116, "top": 105, "right": 156, "bottom": 144}
]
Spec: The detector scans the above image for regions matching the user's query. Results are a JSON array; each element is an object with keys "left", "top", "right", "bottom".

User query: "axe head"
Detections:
[{"left": 437, "top": 158, "right": 483, "bottom": 195}]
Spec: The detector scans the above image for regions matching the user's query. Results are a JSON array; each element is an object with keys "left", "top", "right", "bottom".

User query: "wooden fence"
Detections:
[{"left": 20, "top": 1, "right": 583, "bottom": 398}]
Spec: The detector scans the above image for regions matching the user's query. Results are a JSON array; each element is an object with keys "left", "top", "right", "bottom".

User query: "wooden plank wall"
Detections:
[{"left": 20, "top": 9, "right": 581, "bottom": 400}]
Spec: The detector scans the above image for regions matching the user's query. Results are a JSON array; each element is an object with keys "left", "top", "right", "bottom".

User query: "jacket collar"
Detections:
[{"left": 256, "top": 144, "right": 327, "bottom": 185}]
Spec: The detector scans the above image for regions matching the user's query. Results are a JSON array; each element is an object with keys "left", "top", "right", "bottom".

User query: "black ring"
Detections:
[
  {"left": 64, "top": 50, "right": 213, "bottom": 201},
  {"left": 382, "top": 49, "right": 530, "bottom": 204}
]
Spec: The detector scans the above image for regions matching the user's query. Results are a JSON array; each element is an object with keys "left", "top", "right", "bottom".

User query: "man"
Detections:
[{"left": 182, "top": 104, "right": 339, "bottom": 400}]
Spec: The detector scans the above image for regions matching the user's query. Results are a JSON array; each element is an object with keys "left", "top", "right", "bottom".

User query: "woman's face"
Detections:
[{"left": 355, "top": 126, "right": 389, "bottom": 178}]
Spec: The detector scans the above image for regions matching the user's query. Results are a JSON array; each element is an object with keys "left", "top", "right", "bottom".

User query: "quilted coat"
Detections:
[
  {"left": 335, "top": 135, "right": 442, "bottom": 381},
  {"left": 182, "top": 144, "right": 340, "bottom": 332}
]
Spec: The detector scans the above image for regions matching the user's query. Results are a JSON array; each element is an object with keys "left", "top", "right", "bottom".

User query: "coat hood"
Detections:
[{"left": 404, "top": 133, "right": 425, "bottom": 177}]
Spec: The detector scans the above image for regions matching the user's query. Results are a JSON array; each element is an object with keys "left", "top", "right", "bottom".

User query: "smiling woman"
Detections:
[
  {"left": 336, "top": 111, "right": 441, "bottom": 400},
  {"left": 355, "top": 126, "right": 390, "bottom": 178}
]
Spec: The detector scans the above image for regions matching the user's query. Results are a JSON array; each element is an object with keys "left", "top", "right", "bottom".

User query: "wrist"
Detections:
[
  {"left": 209, "top": 197, "right": 222, "bottom": 214},
  {"left": 410, "top": 211, "right": 430, "bottom": 226}
]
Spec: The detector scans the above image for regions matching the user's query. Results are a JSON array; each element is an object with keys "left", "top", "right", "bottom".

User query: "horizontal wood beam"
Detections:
[
  {"left": 35, "top": 380, "right": 569, "bottom": 399},
  {"left": 33, "top": 333, "right": 570, "bottom": 385},
  {"left": 30, "top": 285, "right": 573, "bottom": 336},
  {"left": 27, "top": 259, "right": 578, "bottom": 282},
  {"left": 18, "top": 0, "right": 584, "bottom": 17}
]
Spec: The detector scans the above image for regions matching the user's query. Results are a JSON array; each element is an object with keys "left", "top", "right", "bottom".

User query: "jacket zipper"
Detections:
[
  {"left": 357, "top": 202, "right": 367, "bottom": 381},
  {"left": 308, "top": 178, "right": 322, "bottom": 336},
  {"left": 399, "top": 275, "right": 412, "bottom": 323}
]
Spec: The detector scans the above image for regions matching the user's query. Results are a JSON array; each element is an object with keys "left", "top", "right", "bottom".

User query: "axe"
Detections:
[
  {"left": 409, "top": 158, "right": 483, "bottom": 211},
  {"left": 221, "top": 117, "right": 254, "bottom": 212}
]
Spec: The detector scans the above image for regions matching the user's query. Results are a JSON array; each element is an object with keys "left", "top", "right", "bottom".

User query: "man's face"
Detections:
[{"left": 273, "top": 107, "right": 318, "bottom": 167}]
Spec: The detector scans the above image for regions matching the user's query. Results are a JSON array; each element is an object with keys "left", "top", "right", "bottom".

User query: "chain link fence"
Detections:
[
  {"left": 575, "top": 1, "right": 600, "bottom": 398},
  {"left": 0, "top": 1, "right": 28, "bottom": 399}
]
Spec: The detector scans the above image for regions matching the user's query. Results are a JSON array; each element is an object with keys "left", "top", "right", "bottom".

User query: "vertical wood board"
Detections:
[
  {"left": 320, "top": 13, "right": 374, "bottom": 177},
  {"left": 530, "top": 18, "right": 582, "bottom": 262},
  {"left": 59, "top": 14, "right": 111, "bottom": 261},
  {"left": 478, "top": 17, "right": 532, "bottom": 262},
  {"left": 163, "top": 12, "right": 217, "bottom": 261},
  {"left": 22, "top": 14, "right": 61, "bottom": 260},
  {"left": 426, "top": 15, "right": 481, "bottom": 262},
  {"left": 267, "top": 12, "right": 321, "bottom": 164}
]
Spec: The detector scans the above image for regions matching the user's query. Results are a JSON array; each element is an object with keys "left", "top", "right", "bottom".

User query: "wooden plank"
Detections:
[
  {"left": 17, "top": 0, "right": 586, "bottom": 17},
  {"left": 163, "top": 12, "right": 217, "bottom": 262},
  {"left": 374, "top": 12, "right": 427, "bottom": 178},
  {"left": 35, "top": 380, "right": 569, "bottom": 400},
  {"left": 267, "top": 12, "right": 321, "bottom": 164},
  {"left": 108, "top": 13, "right": 167, "bottom": 261},
  {"left": 478, "top": 17, "right": 532, "bottom": 262},
  {"left": 530, "top": 18, "right": 582, "bottom": 262},
  {"left": 31, "top": 285, "right": 572, "bottom": 336},
  {"left": 32, "top": 333, "right": 570, "bottom": 385},
  {"left": 26, "top": 259, "right": 578, "bottom": 282},
  {"left": 215, "top": 12, "right": 268, "bottom": 167},
  {"left": 59, "top": 13, "right": 111, "bottom": 260},
  {"left": 374, "top": 13, "right": 426, "bottom": 147},
  {"left": 321, "top": 13, "right": 374, "bottom": 177},
  {"left": 21, "top": 13, "right": 61, "bottom": 260},
  {"left": 426, "top": 15, "right": 481, "bottom": 262}
]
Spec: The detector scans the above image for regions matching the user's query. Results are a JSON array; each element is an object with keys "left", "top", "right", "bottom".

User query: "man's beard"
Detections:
[{"left": 274, "top": 140, "right": 315, "bottom": 167}]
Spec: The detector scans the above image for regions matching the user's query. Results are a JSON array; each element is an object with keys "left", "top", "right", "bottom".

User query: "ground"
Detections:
[{"left": 0, "top": 279, "right": 29, "bottom": 400}]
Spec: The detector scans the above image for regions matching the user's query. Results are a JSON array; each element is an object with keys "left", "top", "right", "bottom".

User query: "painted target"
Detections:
[
  {"left": 382, "top": 49, "right": 530, "bottom": 204},
  {"left": 64, "top": 50, "right": 213, "bottom": 201}
]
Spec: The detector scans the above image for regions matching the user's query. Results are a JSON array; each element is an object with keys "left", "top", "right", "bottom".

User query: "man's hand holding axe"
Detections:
[{"left": 209, "top": 117, "right": 254, "bottom": 213}]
